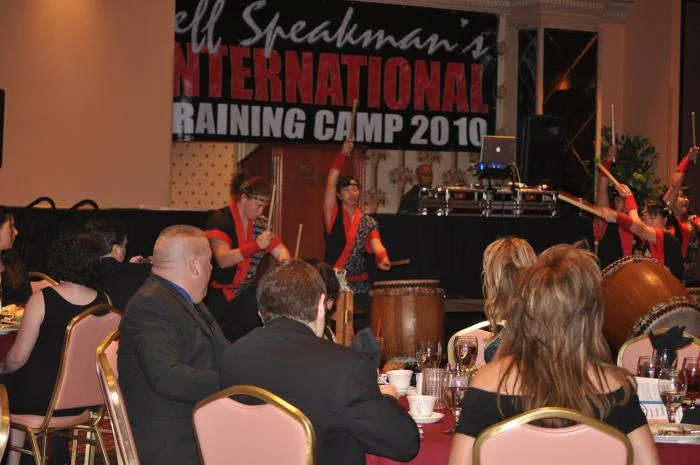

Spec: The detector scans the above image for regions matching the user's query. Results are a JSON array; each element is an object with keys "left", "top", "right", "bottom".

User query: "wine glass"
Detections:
[
  {"left": 442, "top": 369, "right": 469, "bottom": 434},
  {"left": 637, "top": 356, "right": 656, "bottom": 378},
  {"left": 453, "top": 336, "right": 478, "bottom": 373},
  {"left": 682, "top": 357, "right": 699, "bottom": 409},
  {"left": 657, "top": 368, "right": 687, "bottom": 423},
  {"left": 416, "top": 340, "right": 440, "bottom": 369}
]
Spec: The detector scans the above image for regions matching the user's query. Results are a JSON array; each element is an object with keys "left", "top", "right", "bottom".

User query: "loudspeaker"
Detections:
[
  {"left": 0, "top": 89, "right": 4, "bottom": 168},
  {"left": 518, "top": 115, "right": 566, "bottom": 188}
]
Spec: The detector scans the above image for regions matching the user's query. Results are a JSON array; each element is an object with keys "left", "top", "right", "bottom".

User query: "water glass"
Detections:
[
  {"left": 637, "top": 356, "right": 655, "bottom": 378},
  {"left": 657, "top": 368, "right": 687, "bottom": 423},
  {"left": 423, "top": 367, "right": 447, "bottom": 409}
]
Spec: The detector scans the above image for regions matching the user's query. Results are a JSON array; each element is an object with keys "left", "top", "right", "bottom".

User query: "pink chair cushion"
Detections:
[
  {"left": 478, "top": 423, "right": 628, "bottom": 465},
  {"left": 11, "top": 410, "right": 91, "bottom": 429},
  {"left": 194, "top": 397, "right": 308, "bottom": 465},
  {"left": 54, "top": 311, "right": 121, "bottom": 410}
]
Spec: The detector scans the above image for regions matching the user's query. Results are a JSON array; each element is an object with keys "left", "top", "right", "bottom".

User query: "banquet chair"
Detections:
[
  {"left": 8, "top": 304, "right": 122, "bottom": 465},
  {"left": 617, "top": 329, "right": 700, "bottom": 375},
  {"left": 28, "top": 272, "right": 58, "bottom": 293},
  {"left": 0, "top": 384, "right": 10, "bottom": 459},
  {"left": 193, "top": 385, "right": 315, "bottom": 465},
  {"left": 96, "top": 330, "right": 139, "bottom": 465},
  {"left": 473, "top": 407, "right": 633, "bottom": 465},
  {"left": 447, "top": 320, "right": 504, "bottom": 368}
]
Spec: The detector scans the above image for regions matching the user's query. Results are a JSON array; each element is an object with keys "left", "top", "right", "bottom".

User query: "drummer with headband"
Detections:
[
  {"left": 602, "top": 186, "right": 683, "bottom": 281},
  {"left": 662, "top": 146, "right": 700, "bottom": 283},
  {"left": 323, "top": 137, "right": 392, "bottom": 323}
]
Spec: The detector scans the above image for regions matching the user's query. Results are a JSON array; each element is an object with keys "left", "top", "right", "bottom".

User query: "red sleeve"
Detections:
[
  {"left": 265, "top": 234, "right": 282, "bottom": 253},
  {"left": 365, "top": 230, "right": 380, "bottom": 254},
  {"left": 205, "top": 229, "right": 232, "bottom": 247},
  {"left": 654, "top": 227, "right": 664, "bottom": 246},
  {"left": 593, "top": 219, "right": 607, "bottom": 241}
]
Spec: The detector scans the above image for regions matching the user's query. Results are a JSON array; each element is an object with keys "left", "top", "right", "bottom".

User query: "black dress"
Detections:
[
  {"left": 4, "top": 287, "right": 109, "bottom": 415},
  {"left": 457, "top": 386, "right": 647, "bottom": 437}
]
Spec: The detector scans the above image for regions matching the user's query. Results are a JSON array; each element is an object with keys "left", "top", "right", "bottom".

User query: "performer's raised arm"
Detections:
[
  {"left": 324, "top": 138, "right": 354, "bottom": 231},
  {"left": 663, "top": 146, "right": 698, "bottom": 211}
]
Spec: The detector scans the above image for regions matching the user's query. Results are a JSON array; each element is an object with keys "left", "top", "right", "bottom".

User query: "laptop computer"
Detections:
[{"left": 479, "top": 135, "right": 517, "bottom": 167}]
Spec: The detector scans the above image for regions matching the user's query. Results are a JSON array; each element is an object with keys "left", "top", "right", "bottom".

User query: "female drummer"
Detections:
[
  {"left": 323, "top": 137, "right": 391, "bottom": 321},
  {"left": 204, "top": 171, "right": 291, "bottom": 341},
  {"left": 602, "top": 186, "right": 683, "bottom": 280}
]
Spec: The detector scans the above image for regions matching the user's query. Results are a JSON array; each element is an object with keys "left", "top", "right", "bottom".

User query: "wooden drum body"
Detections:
[
  {"left": 602, "top": 256, "right": 700, "bottom": 349},
  {"left": 369, "top": 280, "right": 445, "bottom": 361}
]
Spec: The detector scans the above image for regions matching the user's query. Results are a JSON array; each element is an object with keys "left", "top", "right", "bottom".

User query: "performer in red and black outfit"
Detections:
[
  {"left": 602, "top": 189, "right": 683, "bottom": 281},
  {"left": 323, "top": 138, "right": 391, "bottom": 319},
  {"left": 594, "top": 145, "right": 635, "bottom": 269},
  {"left": 663, "top": 146, "right": 700, "bottom": 283},
  {"left": 205, "top": 172, "right": 291, "bottom": 341}
]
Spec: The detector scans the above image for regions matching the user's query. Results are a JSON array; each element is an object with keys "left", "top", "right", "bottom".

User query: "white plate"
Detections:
[
  {"left": 0, "top": 323, "right": 19, "bottom": 335},
  {"left": 650, "top": 423, "right": 700, "bottom": 444},
  {"left": 410, "top": 411, "right": 444, "bottom": 424}
]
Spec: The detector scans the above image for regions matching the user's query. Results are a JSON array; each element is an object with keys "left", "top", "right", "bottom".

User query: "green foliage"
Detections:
[{"left": 600, "top": 126, "right": 663, "bottom": 202}]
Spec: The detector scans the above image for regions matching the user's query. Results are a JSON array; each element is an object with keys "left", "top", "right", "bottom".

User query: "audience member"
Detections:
[
  {"left": 480, "top": 237, "right": 536, "bottom": 363},
  {"left": 84, "top": 219, "right": 151, "bottom": 310},
  {"left": 315, "top": 261, "right": 341, "bottom": 342},
  {"left": 204, "top": 171, "right": 291, "bottom": 341},
  {"left": 448, "top": 245, "right": 658, "bottom": 465},
  {"left": 398, "top": 164, "right": 434, "bottom": 214},
  {"left": 119, "top": 225, "right": 229, "bottom": 465},
  {"left": 0, "top": 206, "right": 31, "bottom": 305},
  {"left": 220, "top": 259, "right": 420, "bottom": 465}
]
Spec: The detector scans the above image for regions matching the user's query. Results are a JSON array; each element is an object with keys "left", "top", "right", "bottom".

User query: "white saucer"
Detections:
[
  {"left": 410, "top": 411, "right": 444, "bottom": 424},
  {"left": 397, "top": 386, "right": 416, "bottom": 397}
]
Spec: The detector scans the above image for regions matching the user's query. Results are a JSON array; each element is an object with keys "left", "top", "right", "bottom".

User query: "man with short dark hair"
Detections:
[
  {"left": 119, "top": 225, "right": 229, "bottom": 465},
  {"left": 220, "top": 259, "right": 420, "bottom": 465},
  {"left": 398, "top": 163, "right": 433, "bottom": 214}
]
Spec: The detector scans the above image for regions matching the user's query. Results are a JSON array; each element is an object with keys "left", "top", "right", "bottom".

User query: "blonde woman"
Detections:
[
  {"left": 481, "top": 237, "right": 536, "bottom": 363},
  {"left": 449, "top": 245, "right": 658, "bottom": 465}
]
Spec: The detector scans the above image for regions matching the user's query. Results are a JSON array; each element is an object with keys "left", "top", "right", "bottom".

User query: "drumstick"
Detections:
[
  {"left": 388, "top": 258, "right": 411, "bottom": 267},
  {"left": 596, "top": 162, "right": 620, "bottom": 188},
  {"left": 294, "top": 224, "right": 303, "bottom": 258},
  {"left": 558, "top": 191, "right": 605, "bottom": 219},
  {"left": 348, "top": 99, "right": 358, "bottom": 141},
  {"left": 611, "top": 104, "right": 616, "bottom": 145},
  {"left": 266, "top": 184, "right": 277, "bottom": 232},
  {"left": 692, "top": 111, "right": 697, "bottom": 148}
]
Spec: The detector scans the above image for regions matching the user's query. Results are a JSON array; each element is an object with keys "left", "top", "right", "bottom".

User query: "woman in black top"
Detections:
[
  {"left": 449, "top": 245, "right": 658, "bottom": 465},
  {"left": 0, "top": 206, "right": 31, "bottom": 305}
]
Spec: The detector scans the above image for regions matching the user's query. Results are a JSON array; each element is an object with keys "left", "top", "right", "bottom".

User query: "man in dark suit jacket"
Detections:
[
  {"left": 220, "top": 260, "right": 420, "bottom": 465},
  {"left": 119, "top": 225, "right": 229, "bottom": 465},
  {"left": 398, "top": 164, "right": 433, "bottom": 214}
]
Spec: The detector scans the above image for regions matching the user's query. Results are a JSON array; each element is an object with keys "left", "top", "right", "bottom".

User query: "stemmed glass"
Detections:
[
  {"left": 416, "top": 340, "right": 441, "bottom": 369},
  {"left": 637, "top": 356, "right": 656, "bottom": 378},
  {"left": 453, "top": 336, "right": 478, "bottom": 373},
  {"left": 442, "top": 369, "right": 469, "bottom": 434},
  {"left": 682, "top": 357, "right": 699, "bottom": 409},
  {"left": 657, "top": 368, "right": 687, "bottom": 423}
]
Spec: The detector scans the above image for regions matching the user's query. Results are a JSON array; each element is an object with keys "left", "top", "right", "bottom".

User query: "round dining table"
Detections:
[{"left": 366, "top": 404, "right": 699, "bottom": 465}]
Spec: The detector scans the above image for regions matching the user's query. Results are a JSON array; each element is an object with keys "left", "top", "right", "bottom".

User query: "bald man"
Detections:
[
  {"left": 398, "top": 164, "right": 433, "bottom": 214},
  {"left": 118, "top": 225, "right": 229, "bottom": 465}
]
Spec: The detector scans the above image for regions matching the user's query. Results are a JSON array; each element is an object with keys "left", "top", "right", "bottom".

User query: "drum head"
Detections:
[{"left": 632, "top": 297, "right": 700, "bottom": 339}]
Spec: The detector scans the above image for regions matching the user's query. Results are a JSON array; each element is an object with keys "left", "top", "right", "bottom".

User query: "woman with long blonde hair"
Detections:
[
  {"left": 449, "top": 245, "right": 658, "bottom": 465},
  {"left": 481, "top": 237, "right": 536, "bottom": 362}
]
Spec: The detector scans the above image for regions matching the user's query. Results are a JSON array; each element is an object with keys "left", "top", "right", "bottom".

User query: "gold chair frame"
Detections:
[
  {"left": 473, "top": 407, "right": 633, "bottom": 465},
  {"left": 194, "top": 385, "right": 316, "bottom": 465},
  {"left": 0, "top": 385, "right": 10, "bottom": 459},
  {"left": 97, "top": 330, "right": 139, "bottom": 465},
  {"left": 447, "top": 320, "right": 504, "bottom": 367},
  {"left": 27, "top": 272, "right": 58, "bottom": 286},
  {"left": 616, "top": 328, "right": 700, "bottom": 367},
  {"left": 9, "top": 304, "right": 121, "bottom": 465}
]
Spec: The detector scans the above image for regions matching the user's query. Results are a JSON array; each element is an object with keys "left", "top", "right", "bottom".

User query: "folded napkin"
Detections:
[
  {"left": 649, "top": 325, "right": 693, "bottom": 352},
  {"left": 349, "top": 327, "right": 380, "bottom": 369}
]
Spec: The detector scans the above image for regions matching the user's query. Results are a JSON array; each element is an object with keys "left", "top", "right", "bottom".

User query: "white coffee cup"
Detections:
[
  {"left": 407, "top": 395, "right": 436, "bottom": 418},
  {"left": 382, "top": 369, "right": 412, "bottom": 390}
]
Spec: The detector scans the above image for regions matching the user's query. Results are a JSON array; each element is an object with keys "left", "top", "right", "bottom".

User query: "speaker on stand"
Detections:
[{"left": 518, "top": 115, "right": 566, "bottom": 189}]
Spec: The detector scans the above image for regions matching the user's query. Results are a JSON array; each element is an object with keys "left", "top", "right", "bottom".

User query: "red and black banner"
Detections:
[{"left": 173, "top": 0, "right": 498, "bottom": 151}]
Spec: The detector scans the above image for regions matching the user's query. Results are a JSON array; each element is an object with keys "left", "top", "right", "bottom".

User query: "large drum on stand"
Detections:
[
  {"left": 369, "top": 280, "right": 445, "bottom": 361},
  {"left": 602, "top": 256, "right": 700, "bottom": 350}
]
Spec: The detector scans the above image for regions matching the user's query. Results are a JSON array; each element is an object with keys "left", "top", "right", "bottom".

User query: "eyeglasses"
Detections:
[{"left": 247, "top": 195, "right": 270, "bottom": 207}]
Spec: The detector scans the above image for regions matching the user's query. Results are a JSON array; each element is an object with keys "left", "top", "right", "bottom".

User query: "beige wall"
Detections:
[{"left": 0, "top": 1, "right": 174, "bottom": 208}]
